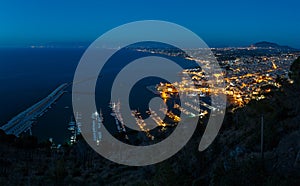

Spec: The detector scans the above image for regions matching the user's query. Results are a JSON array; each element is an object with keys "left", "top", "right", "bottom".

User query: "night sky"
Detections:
[{"left": 0, "top": 0, "right": 299, "bottom": 48}]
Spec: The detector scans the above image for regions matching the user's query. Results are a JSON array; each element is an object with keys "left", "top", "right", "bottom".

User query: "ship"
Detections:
[
  {"left": 110, "top": 101, "right": 126, "bottom": 133},
  {"left": 68, "top": 112, "right": 82, "bottom": 144},
  {"left": 68, "top": 116, "right": 77, "bottom": 144},
  {"left": 109, "top": 101, "right": 129, "bottom": 140},
  {"left": 91, "top": 110, "right": 103, "bottom": 146}
]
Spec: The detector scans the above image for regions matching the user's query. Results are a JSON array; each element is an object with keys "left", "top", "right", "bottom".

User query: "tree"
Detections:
[{"left": 289, "top": 57, "right": 300, "bottom": 85}]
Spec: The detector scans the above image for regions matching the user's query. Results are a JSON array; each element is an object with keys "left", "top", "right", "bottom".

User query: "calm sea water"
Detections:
[
  {"left": 0, "top": 48, "right": 83, "bottom": 143},
  {"left": 0, "top": 45, "right": 200, "bottom": 144}
]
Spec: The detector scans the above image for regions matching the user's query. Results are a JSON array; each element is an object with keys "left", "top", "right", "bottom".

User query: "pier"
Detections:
[{"left": 0, "top": 83, "right": 68, "bottom": 137}]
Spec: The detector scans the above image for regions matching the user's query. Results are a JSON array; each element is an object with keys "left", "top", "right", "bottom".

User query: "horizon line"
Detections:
[{"left": 0, "top": 40, "right": 299, "bottom": 50}]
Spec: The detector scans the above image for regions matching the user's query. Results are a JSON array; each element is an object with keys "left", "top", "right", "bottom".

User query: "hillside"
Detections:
[{"left": 251, "top": 41, "right": 298, "bottom": 51}]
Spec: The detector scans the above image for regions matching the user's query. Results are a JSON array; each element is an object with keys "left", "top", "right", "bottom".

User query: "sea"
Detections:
[
  {"left": 0, "top": 48, "right": 83, "bottom": 143},
  {"left": 0, "top": 44, "right": 202, "bottom": 144}
]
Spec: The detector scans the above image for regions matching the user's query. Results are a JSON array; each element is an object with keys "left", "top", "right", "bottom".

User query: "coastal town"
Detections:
[{"left": 145, "top": 43, "right": 300, "bottom": 110}]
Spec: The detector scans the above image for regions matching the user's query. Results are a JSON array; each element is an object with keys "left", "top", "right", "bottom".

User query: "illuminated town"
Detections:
[
  {"left": 80, "top": 45, "right": 300, "bottom": 142},
  {"left": 142, "top": 46, "right": 300, "bottom": 111}
]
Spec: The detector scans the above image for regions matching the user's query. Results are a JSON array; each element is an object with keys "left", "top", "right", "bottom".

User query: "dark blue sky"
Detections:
[{"left": 0, "top": 0, "right": 299, "bottom": 48}]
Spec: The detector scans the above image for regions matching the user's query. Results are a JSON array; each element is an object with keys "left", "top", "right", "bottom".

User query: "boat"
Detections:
[
  {"left": 109, "top": 101, "right": 127, "bottom": 133},
  {"left": 91, "top": 110, "right": 103, "bottom": 145},
  {"left": 199, "top": 92, "right": 206, "bottom": 97},
  {"left": 68, "top": 116, "right": 77, "bottom": 144},
  {"left": 68, "top": 117, "right": 76, "bottom": 131}
]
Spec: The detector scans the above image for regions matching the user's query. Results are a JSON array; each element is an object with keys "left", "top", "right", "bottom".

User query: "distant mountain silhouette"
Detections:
[{"left": 250, "top": 41, "right": 298, "bottom": 51}]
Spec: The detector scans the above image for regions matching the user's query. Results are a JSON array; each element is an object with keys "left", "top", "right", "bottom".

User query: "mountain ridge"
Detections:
[{"left": 250, "top": 41, "right": 298, "bottom": 51}]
